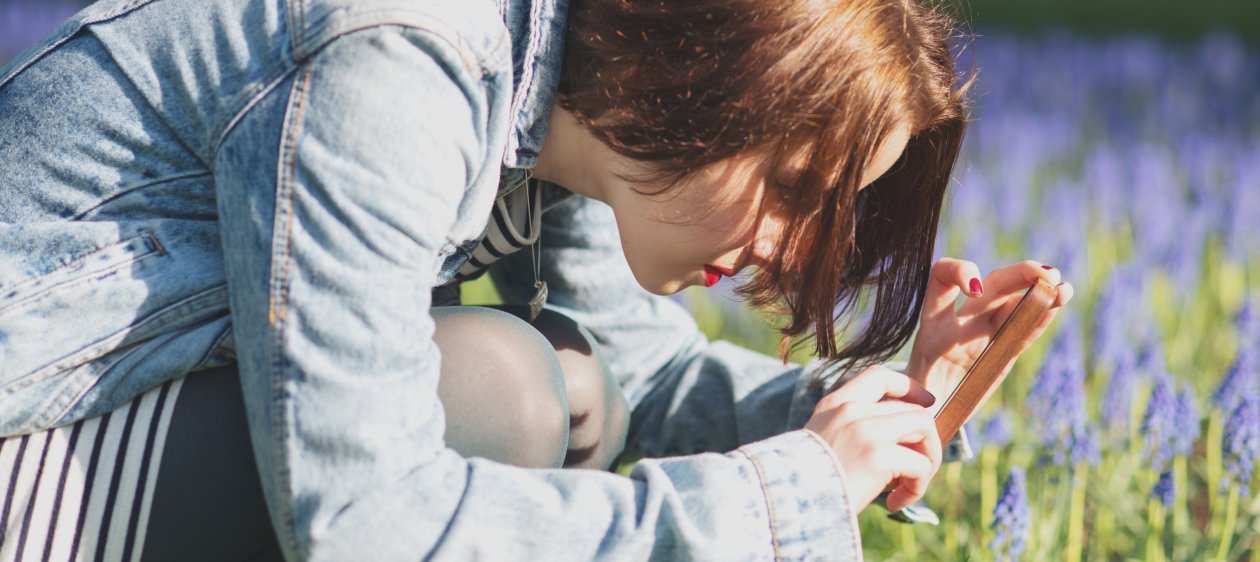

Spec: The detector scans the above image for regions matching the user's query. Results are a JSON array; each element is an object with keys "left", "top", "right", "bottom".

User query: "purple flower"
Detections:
[
  {"left": 1238, "top": 296, "right": 1260, "bottom": 346},
  {"left": 1173, "top": 383, "right": 1200, "bottom": 457},
  {"left": 1153, "top": 469, "right": 1175, "bottom": 508},
  {"left": 1137, "top": 331, "right": 1167, "bottom": 379},
  {"left": 1064, "top": 422, "right": 1100, "bottom": 466},
  {"left": 1101, "top": 349, "right": 1139, "bottom": 444},
  {"left": 990, "top": 467, "right": 1031, "bottom": 562},
  {"left": 978, "top": 410, "right": 1013, "bottom": 451},
  {"left": 1027, "top": 321, "right": 1093, "bottom": 465},
  {"left": 1141, "top": 372, "right": 1177, "bottom": 472},
  {"left": 1223, "top": 392, "right": 1259, "bottom": 494},
  {"left": 1213, "top": 346, "right": 1257, "bottom": 414}
]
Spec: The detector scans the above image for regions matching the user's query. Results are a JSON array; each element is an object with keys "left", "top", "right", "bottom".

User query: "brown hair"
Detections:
[{"left": 557, "top": 0, "right": 970, "bottom": 370}]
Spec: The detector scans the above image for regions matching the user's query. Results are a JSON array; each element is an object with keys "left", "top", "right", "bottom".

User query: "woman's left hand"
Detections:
[{"left": 905, "top": 258, "right": 1074, "bottom": 413}]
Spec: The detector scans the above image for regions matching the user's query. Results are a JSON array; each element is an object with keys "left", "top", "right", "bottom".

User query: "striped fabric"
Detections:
[
  {"left": 454, "top": 179, "right": 542, "bottom": 282},
  {"left": 0, "top": 378, "right": 183, "bottom": 562}
]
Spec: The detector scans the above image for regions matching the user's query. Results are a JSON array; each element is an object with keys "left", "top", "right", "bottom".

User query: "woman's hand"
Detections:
[
  {"left": 805, "top": 366, "right": 943, "bottom": 513},
  {"left": 905, "top": 259, "right": 1074, "bottom": 413}
]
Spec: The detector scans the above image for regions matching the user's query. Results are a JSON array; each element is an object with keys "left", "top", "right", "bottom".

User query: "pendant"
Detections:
[{"left": 527, "top": 280, "right": 548, "bottom": 322}]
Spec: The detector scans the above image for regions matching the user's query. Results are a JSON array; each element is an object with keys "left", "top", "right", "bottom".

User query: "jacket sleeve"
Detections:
[{"left": 214, "top": 24, "right": 863, "bottom": 562}]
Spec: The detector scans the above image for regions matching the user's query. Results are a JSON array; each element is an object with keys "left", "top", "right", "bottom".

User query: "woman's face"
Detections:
[{"left": 600, "top": 126, "right": 912, "bottom": 295}]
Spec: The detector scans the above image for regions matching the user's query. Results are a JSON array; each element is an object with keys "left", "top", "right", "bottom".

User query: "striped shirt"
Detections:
[
  {"left": 0, "top": 379, "right": 183, "bottom": 562},
  {"left": 453, "top": 178, "right": 544, "bottom": 283}
]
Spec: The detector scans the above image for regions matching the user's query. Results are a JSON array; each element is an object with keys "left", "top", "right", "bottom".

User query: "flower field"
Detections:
[
  {"left": 682, "top": 32, "right": 1260, "bottom": 561},
  {"left": 3, "top": 2, "right": 1257, "bottom": 559}
]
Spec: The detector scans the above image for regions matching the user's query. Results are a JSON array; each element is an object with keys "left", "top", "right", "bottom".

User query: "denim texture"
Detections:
[{"left": 0, "top": 0, "right": 917, "bottom": 559}]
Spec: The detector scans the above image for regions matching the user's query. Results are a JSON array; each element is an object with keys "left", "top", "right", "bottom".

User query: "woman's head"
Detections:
[{"left": 553, "top": 0, "right": 969, "bottom": 367}]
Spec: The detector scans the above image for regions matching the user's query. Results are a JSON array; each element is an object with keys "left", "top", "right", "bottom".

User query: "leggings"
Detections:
[{"left": 0, "top": 306, "right": 629, "bottom": 561}]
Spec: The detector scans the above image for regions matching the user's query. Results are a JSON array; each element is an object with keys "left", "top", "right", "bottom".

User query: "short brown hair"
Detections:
[{"left": 557, "top": 0, "right": 969, "bottom": 369}]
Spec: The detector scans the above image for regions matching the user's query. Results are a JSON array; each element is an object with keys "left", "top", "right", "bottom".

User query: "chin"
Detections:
[
  {"left": 627, "top": 268, "right": 686, "bottom": 296},
  {"left": 642, "top": 279, "right": 683, "bottom": 296}
]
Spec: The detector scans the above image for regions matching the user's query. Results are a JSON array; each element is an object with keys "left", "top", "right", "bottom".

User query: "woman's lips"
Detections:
[{"left": 703, "top": 265, "right": 734, "bottom": 287}]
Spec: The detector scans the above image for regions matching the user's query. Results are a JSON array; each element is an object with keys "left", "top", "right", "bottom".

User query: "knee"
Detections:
[
  {"left": 432, "top": 306, "right": 569, "bottom": 468},
  {"left": 530, "top": 309, "right": 630, "bottom": 468}
]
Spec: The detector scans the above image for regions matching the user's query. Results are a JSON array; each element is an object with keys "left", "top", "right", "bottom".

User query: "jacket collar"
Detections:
[{"left": 498, "top": 0, "right": 569, "bottom": 170}]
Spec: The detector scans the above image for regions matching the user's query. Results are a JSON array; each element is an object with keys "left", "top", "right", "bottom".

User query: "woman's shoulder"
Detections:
[{"left": 291, "top": 0, "right": 508, "bottom": 66}]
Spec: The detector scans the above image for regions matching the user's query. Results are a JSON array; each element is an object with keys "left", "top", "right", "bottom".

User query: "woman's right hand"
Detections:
[{"left": 804, "top": 365, "right": 943, "bottom": 513}]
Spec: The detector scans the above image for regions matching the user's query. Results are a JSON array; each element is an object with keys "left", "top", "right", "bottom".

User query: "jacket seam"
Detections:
[
  {"left": 801, "top": 429, "right": 864, "bottom": 560},
  {"left": 733, "top": 447, "right": 784, "bottom": 562},
  {"left": 68, "top": 171, "right": 213, "bottom": 221},
  {"left": 211, "top": 62, "right": 300, "bottom": 162},
  {"left": 266, "top": 59, "right": 316, "bottom": 558}
]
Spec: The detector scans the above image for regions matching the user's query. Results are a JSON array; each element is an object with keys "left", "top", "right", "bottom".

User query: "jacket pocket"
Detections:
[{"left": 0, "top": 231, "right": 163, "bottom": 317}]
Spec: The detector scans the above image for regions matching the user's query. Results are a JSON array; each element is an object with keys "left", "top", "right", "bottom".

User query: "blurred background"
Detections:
[{"left": 4, "top": 0, "right": 1257, "bottom": 560}]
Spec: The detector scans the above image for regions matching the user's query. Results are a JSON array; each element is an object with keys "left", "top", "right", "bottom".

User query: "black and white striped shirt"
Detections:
[{"left": 0, "top": 379, "right": 183, "bottom": 562}]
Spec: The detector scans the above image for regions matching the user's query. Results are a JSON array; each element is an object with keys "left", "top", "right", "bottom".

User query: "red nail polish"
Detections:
[
  {"left": 1041, "top": 265, "right": 1054, "bottom": 270},
  {"left": 969, "top": 278, "right": 983, "bottom": 295}
]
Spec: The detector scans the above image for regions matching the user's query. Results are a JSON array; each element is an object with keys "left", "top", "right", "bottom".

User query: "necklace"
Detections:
[{"left": 522, "top": 171, "right": 548, "bottom": 322}]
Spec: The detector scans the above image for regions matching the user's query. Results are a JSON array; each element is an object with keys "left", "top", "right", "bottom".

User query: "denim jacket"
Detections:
[{"left": 0, "top": 0, "right": 950, "bottom": 559}]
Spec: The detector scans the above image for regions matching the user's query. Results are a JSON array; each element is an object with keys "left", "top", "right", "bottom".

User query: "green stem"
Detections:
[
  {"left": 944, "top": 462, "right": 962, "bottom": 557},
  {"left": 900, "top": 520, "right": 918, "bottom": 561},
  {"left": 1146, "top": 498, "right": 1166, "bottom": 562},
  {"left": 1173, "top": 456, "right": 1189, "bottom": 553},
  {"left": 981, "top": 446, "right": 998, "bottom": 561},
  {"left": 1207, "top": 412, "right": 1223, "bottom": 512},
  {"left": 1215, "top": 484, "right": 1240, "bottom": 562},
  {"left": 1066, "top": 461, "right": 1087, "bottom": 562}
]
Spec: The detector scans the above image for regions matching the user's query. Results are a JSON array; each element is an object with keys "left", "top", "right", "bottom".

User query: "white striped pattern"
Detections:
[
  {"left": 455, "top": 179, "right": 542, "bottom": 281},
  {"left": 0, "top": 378, "right": 183, "bottom": 562}
]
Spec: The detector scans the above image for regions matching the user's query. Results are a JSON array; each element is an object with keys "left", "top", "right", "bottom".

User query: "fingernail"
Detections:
[
  {"left": 1041, "top": 265, "right": 1054, "bottom": 270},
  {"left": 969, "top": 278, "right": 983, "bottom": 295}
]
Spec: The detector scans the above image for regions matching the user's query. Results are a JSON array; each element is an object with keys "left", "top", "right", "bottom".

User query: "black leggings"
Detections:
[{"left": 1, "top": 306, "right": 628, "bottom": 561}]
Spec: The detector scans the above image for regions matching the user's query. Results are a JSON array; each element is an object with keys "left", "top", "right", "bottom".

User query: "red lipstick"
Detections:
[{"left": 703, "top": 265, "right": 733, "bottom": 287}]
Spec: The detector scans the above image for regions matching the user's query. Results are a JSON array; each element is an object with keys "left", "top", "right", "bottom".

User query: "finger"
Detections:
[
  {"left": 1052, "top": 281, "right": 1075, "bottom": 309},
  {"left": 961, "top": 260, "right": 1061, "bottom": 316},
  {"left": 986, "top": 278, "right": 1073, "bottom": 333},
  {"left": 883, "top": 447, "right": 936, "bottom": 511},
  {"left": 812, "top": 398, "right": 927, "bottom": 422},
  {"left": 821, "top": 365, "right": 936, "bottom": 409},
  {"left": 898, "top": 413, "right": 944, "bottom": 474},
  {"left": 921, "top": 258, "right": 985, "bottom": 321},
  {"left": 868, "top": 408, "right": 938, "bottom": 445}
]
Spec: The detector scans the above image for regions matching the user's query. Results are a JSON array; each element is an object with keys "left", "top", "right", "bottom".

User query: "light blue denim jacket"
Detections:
[{"left": 0, "top": 0, "right": 953, "bottom": 559}]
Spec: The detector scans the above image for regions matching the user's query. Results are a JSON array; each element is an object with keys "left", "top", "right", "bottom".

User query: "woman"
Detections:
[{"left": 0, "top": 0, "right": 1072, "bottom": 560}]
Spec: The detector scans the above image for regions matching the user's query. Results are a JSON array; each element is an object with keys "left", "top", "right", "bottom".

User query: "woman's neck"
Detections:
[{"left": 532, "top": 106, "right": 610, "bottom": 203}]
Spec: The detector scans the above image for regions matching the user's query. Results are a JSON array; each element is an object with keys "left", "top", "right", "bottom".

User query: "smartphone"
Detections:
[{"left": 932, "top": 278, "right": 1059, "bottom": 447}]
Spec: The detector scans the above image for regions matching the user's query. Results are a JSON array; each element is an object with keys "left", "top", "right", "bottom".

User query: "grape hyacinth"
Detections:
[
  {"left": 1067, "top": 423, "right": 1101, "bottom": 466},
  {"left": 1091, "top": 265, "right": 1144, "bottom": 374},
  {"left": 1222, "top": 392, "right": 1259, "bottom": 494},
  {"left": 1237, "top": 296, "right": 1259, "bottom": 346},
  {"left": 1173, "top": 383, "right": 1200, "bottom": 457},
  {"left": 1027, "top": 322, "right": 1093, "bottom": 465},
  {"left": 1141, "top": 372, "right": 1177, "bottom": 472},
  {"left": 1153, "top": 469, "right": 1175, "bottom": 508},
  {"left": 978, "top": 410, "right": 1013, "bottom": 451},
  {"left": 1213, "top": 345, "right": 1257, "bottom": 415},
  {"left": 990, "top": 467, "right": 1031, "bottom": 562},
  {"left": 1101, "top": 349, "right": 1139, "bottom": 444}
]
